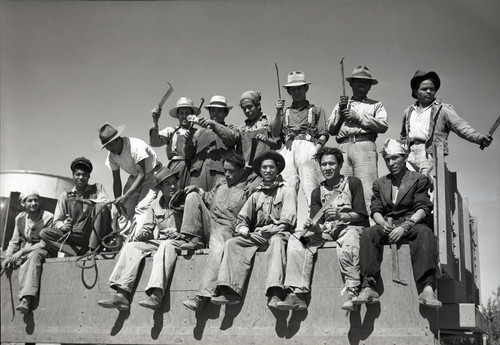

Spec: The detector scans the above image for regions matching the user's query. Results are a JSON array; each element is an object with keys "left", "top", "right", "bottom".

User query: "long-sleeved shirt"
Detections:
[
  {"left": 329, "top": 98, "right": 388, "bottom": 140},
  {"left": 237, "top": 115, "right": 277, "bottom": 166},
  {"left": 6, "top": 210, "right": 54, "bottom": 256},
  {"left": 184, "top": 122, "right": 239, "bottom": 174},
  {"left": 149, "top": 125, "right": 190, "bottom": 161},
  {"left": 236, "top": 181, "right": 297, "bottom": 235},
  {"left": 140, "top": 195, "right": 182, "bottom": 238},
  {"left": 53, "top": 183, "right": 110, "bottom": 230}
]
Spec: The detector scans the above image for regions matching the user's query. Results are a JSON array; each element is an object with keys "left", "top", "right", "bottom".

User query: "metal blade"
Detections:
[
  {"left": 158, "top": 82, "right": 174, "bottom": 108},
  {"left": 488, "top": 114, "right": 500, "bottom": 136}
]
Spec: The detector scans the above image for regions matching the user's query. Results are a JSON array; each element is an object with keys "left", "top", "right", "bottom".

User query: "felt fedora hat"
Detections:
[
  {"left": 168, "top": 97, "right": 199, "bottom": 118},
  {"left": 410, "top": 70, "right": 441, "bottom": 99},
  {"left": 346, "top": 66, "right": 379, "bottom": 85},
  {"left": 204, "top": 95, "right": 233, "bottom": 110},
  {"left": 252, "top": 151, "right": 286, "bottom": 176},
  {"left": 154, "top": 165, "right": 181, "bottom": 187},
  {"left": 283, "top": 71, "right": 311, "bottom": 88},
  {"left": 94, "top": 123, "right": 125, "bottom": 150}
]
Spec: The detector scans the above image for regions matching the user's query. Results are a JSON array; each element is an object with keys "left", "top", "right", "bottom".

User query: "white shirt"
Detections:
[{"left": 106, "top": 137, "right": 158, "bottom": 175}]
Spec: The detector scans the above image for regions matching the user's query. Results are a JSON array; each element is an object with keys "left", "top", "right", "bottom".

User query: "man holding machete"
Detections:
[{"left": 401, "top": 70, "right": 493, "bottom": 175}]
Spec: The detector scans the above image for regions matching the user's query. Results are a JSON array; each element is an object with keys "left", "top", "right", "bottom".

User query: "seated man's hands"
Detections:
[{"left": 388, "top": 226, "right": 405, "bottom": 244}]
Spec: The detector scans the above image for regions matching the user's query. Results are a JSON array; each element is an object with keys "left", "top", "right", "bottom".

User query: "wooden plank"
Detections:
[{"left": 1, "top": 245, "right": 438, "bottom": 345}]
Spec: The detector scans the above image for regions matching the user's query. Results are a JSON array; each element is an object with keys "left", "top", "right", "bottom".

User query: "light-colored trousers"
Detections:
[
  {"left": 406, "top": 143, "right": 434, "bottom": 176},
  {"left": 217, "top": 232, "right": 290, "bottom": 296},
  {"left": 17, "top": 248, "right": 48, "bottom": 300},
  {"left": 123, "top": 172, "right": 159, "bottom": 235},
  {"left": 279, "top": 140, "right": 321, "bottom": 207},
  {"left": 108, "top": 239, "right": 184, "bottom": 296},
  {"left": 284, "top": 226, "right": 363, "bottom": 293},
  {"left": 338, "top": 141, "right": 378, "bottom": 212}
]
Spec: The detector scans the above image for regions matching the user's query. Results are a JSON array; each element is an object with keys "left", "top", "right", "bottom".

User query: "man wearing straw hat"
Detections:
[
  {"left": 328, "top": 65, "right": 388, "bottom": 212},
  {"left": 40, "top": 157, "right": 112, "bottom": 255},
  {"left": 95, "top": 123, "right": 161, "bottom": 236},
  {"left": 2, "top": 191, "right": 53, "bottom": 314},
  {"left": 272, "top": 71, "right": 329, "bottom": 206},
  {"left": 149, "top": 97, "right": 199, "bottom": 188},
  {"left": 184, "top": 95, "right": 239, "bottom": 191},
  {"left": 98, "top": 165, "right": 186, "bottom": 311},
  {"left": 401, "top": 70, "right": 492, "bottom": 176}
]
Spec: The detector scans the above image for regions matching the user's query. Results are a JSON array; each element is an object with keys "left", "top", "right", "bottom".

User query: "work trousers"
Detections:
[
  {"left": 123, "top": 171, "right": 159, "bottom": 235},
  {"left": 406, "top": 143, "right": 434, "bottom": 176},
  {"left": 217, "top": 232, "right": 290, "bottom": 296},
  {"left": 284, "top": 226, "right": 363, "bottom": 293},
  {"left": 338, "top": 140, "right": 378, "bottom": 212},
  {"left": 359, "top": 223, "right": 438, "bottom": 288},
  {"left": 179, "top": 193, "right": 212, "bottom": 243},
  {"left": 279, "top": 140, "right": 321, "bottom": 207},
  {"left": 108, "top": 239, "right": 185, "bottom": 295},
  {"left": 40, "top": 204, "right": 111, "bottom": 254},
  {"left": 17, "top": 248, "right": 48, "bottom": 300}
]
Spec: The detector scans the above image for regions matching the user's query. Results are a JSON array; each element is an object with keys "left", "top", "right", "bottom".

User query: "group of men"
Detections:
[{"left": 2, "top": 67, "right": 493, "bottom": 317}]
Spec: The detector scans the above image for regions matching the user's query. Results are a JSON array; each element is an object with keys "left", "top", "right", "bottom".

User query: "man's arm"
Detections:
[
  {"left": 350, "top": 102, "right": 388, "bottom": 134},
  {"left": 112, "top": 169, "right": 122, "bottom": 199}
]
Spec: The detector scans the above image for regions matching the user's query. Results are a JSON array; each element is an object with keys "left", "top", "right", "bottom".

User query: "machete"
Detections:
[
  {"left": 157, "top": 82, "right": 174, "bottom": 109},
  {"left": 480, "top": 114, "right": 500, "bottom": 150}
]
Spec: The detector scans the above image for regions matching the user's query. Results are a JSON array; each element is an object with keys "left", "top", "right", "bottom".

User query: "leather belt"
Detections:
[{"left": 337, "top": 134, "right": 375, "bottom": 144}]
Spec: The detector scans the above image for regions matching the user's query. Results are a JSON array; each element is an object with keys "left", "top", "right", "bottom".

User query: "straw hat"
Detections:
[
  {"left": 168, "top": 97, "right": 199, "bottom": 118},
  {"left": 204, "top": 95, "right": 233, "bottom": 110},
  {"left": 283, "top": 71, "right": 311, "bottom": 88}
]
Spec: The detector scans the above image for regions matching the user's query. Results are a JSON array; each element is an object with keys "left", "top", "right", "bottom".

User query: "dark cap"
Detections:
[{"left": 71, "top": 157, "right": 93, "bottom": 173}]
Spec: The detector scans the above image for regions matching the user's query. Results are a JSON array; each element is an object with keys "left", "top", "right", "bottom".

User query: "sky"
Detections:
[{"left": 1, "top": 0, "right": 499, "bottom": 302}]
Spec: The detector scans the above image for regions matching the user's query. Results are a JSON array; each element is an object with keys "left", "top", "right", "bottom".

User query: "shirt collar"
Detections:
[{"left": 291, "top": 100, "right": 311, "bottom": 111}]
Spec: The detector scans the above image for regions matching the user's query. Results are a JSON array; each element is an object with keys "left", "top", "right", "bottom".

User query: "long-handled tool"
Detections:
[
  {"left": 340, "top": 57, "right": 346, "bottom": 97},
  {"left": 480, "top": 114, "right": 500, "bottom": 150},
  {"left": 275, "top": 63, "right": 282, "bottom": 99},
  {"left": 157, "top": 82, "right": 174, "bottom": 110}
]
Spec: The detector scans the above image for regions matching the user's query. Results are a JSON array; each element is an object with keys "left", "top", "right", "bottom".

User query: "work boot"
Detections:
[
  {"left": 352, "top": 287, "right": 380, "bottom": 305},
  {"left": 97, "top": 294, "right": 130, "bottom": 311},
  {"left": 418, "top": 287, "right": 442, "bottom": 309},
  {"left": 15, "top": 298, "right": 30, "bottom": 314},
  {"left": 183, "top": 296, "right": 209, "bottom": 311},
  {"left": 276, "top": 293, "right": 307, "bottom": 311},
  {"left": 341, "top": 286, "right": 360, "bottom": 311},
  {"left": 267, "top": 295, "right": 281, "bottom": 309},
  {"left": 180, "top": 237, "right": 205, "bottom": 251},
  {"left": 138, "top": 294, "right": 162, "bottom": 311}
]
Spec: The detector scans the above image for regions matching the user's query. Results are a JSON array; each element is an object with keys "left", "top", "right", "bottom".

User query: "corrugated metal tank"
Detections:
[{"left": 0, "top": 170, "right": 73, "bottom": 199}]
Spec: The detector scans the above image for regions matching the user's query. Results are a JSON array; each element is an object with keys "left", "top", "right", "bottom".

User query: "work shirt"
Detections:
[
  {"left": 140, "top": 195, "right": 182, "bottom": 239},
  {"left": 149, "top": 125, "right": 190, "bottom": 161},
  {"left": 6, "top": 210, "right": 54, "bottom": 256},
  {"left": 237, "top": 115, "right": 275, "bottom": 166},
  {"left": 53, "top": 183, "right": 110, "bottom": 230},
  {"left": 407, "top": 104, "right": 433, "bottom": 142},
  {"left": 329, "top": 98, "right": 388, "bottom": 140},
  {"left": 236, "top": 180, "right": 297, "bottom": 234},
  {"left": 106, "top": 137, "right": 158, "bottom": 175},
  {"left": 280, "top": 101, "right": 329, "bottom": 142}
]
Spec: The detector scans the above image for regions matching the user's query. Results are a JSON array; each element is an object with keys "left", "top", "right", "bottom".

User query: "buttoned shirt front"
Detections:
[{"left": 408, "top": 104, "right": 432, "bottom": 142}]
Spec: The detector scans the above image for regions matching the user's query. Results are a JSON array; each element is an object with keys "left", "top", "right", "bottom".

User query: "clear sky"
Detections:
[{"left": 1, "top": 0, "right": 499, "bottom": 302}]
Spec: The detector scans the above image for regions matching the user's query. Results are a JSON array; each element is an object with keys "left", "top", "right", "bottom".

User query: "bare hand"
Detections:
[
  {"left": 341, "top": 109, "right": 359, "bottom": 123},
  {"left": 339, "top": 95, "right": 349, "bottom": 108},
  {"left": 197, "top": 117, "right": 214, "bottom": 129},
  {"left": 275, "top": 99, "right": 285, "bottom": 110},
  {"left": 479, "top": 134, "right": 493, "bottom": 148},
  {"left": 152, "top": 107, "right": 162, "bottom": 124},
  {"left": 238, "top": 226, "right": 250, "bottom": 238},
  {"left": 62, "top": 216, "right": 73, "bottom": 232},
  {"left": 303, "top": 218, "right": 321, "bottom": 233},
  {"left": 383, "top": 220, "right": 394, "bottom": 234},
  {"left": 113, "top": 195, "right": 129, "bottom": 209},
  {"left": 388, "top": 226, "right": 405, "bottom": 243},
  {"left": 324, "top": 207, "right": 341, "bottom": 221},
  {"left": 255, "top": 134, "right": 267, "bottom": 142}
]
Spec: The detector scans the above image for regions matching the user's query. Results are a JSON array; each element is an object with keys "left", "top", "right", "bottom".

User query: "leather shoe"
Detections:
[
  {"left": 210, "top": 294, "right": 240, "bottom": 306},
  {"left": 180, "top": 237, "right": 205, "bottom": 251},
  {"left": 138, "top": 294, "right": 162, "bottom": 311},
  {"left": 16, "top": 298, "right": 30, "bottom": 314},
  {"left": 183, "top": 296, "right": 209, "bottom": 311},
  {"left": 418, "top": 288, "right": 442, "bottom": 309},
  {"left": 267, "top": 295, "right": 281, "bottom": 309},
  {"left": 97, "top": 294, "right": 130, "bottom": 311},
  {"left": 352, "top": 287, "right": 379, "bottom": 305},
  {"left": 276, "top": 293, "right": 307, "bottom": 311},
  {"left": 341, "top": 286, "right": 360, "bottom": 311}
]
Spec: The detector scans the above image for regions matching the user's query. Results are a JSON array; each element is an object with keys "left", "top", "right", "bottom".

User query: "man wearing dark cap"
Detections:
[
  {"left": 328, "top": 65, "right": 388, "bottom": 211},
  {"left": 272, "top": 71, "right": 329, "bottom": 207},
  {"left": 95, "top": 123, "right": 161, "bottom": 236},
  {"left": 210, "top": 151, "right": 296, "bottom": 306},
  {"left": 40, "top": 157, "right": 112, "bottom": 255},
  {"left": 401, "top": 70, "right": 492, "bottom": 175}
]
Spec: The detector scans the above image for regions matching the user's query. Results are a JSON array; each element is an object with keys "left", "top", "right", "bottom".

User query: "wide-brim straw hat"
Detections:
[
  {"left": 94, "top": 123, "right": 125, "bottom": 150},
  {"left": 204, "top": 95, "right": 233, "bottom": 110},
  {"left": 283, "top": 71, "right": 311, "bottom": 88},
  {"left": 168, "top": 97, "right": 199, "bottom": 118},
  {"left": 346, "top": 66, "right": 379, "bottom": 85},
  {"left": 252, "top": 151, "right": 286, "bottom": 176},
  {"left": 410, "top": 70, "right": 441, "bottom": 99}
]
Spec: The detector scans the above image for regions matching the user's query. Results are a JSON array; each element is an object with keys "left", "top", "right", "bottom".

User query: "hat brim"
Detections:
[
  {"left": 168, "top": 106, "right": 200, "bottom": 119},
  {"left": 94, "top": 124, "right": 125, "bottom": 150},
  {"left": 410, "top": 71, "right": 440, "bottom": 99},
  {"left": 283, "top": 82, "right": 312, "bottom": 88},
  {"left": 204, "top": 105, "right": 233, "bottom": 110},
  {"left": 346, "top": 76, "right": 378, "bottom": 85},
  {"left": 252, "top": 151, "right": 286, "bottom": 176}
]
